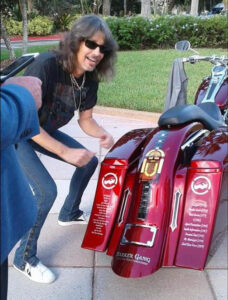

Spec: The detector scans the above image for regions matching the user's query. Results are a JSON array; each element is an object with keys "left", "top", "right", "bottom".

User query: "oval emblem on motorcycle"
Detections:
[
  {"left": 191, "top": 176, "right": 211, "bottom": 195},
  {"left": 102, "top": 173, "right": 118, "bottom": 189}
]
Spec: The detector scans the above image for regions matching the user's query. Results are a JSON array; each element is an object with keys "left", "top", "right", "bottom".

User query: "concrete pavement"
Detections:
[
  {"left": 1, "top": 40, "right": 59, "bottom": 49},
  {"left": 1, "top": 35, "right": 61, "bottom": 49},
  {"left": 7, "top": 108, "right": 227, "bottom": 300}
]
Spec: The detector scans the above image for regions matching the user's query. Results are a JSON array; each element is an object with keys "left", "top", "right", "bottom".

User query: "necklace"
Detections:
[{"left": 70, "top": 73, "right": 86, "bottom": 110}]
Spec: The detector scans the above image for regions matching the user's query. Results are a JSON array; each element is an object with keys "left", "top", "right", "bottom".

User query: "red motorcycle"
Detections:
[{"left": 82, "top": 41, "right": 228, "bottom": 278}]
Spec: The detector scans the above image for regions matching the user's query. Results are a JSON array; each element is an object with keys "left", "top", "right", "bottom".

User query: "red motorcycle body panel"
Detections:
[
  {"left": 81, "top": 128, "right": 153, "bottom": 251},
  {"left": 111, "top": 123, "right": 203, "bottom": 278},
  {"left": 106, "top": 165, "right": 138, "bottom": 256},
  {"left": 82, "top": 119, "right": 227, "bottom": 278},
  {"left": 162, "top": 166, "right": 188, "bottom": 266},
  {"left": 175, "top": 127, "right": 228, "bottom": 269},
  {"left": 175, "top": 162, "right": 222, "bottom": 269},
  {"left": 194, "top": 77, "right": 228, "bottom": 110}
]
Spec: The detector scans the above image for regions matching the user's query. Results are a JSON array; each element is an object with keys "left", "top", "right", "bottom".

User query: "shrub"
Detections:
[
  {"left": 53, "top": 13, "right": 75, "bottom": 31},
  {"left": 106, "top": 15, "right": 227, "bottom": 50},
  {"left": 28, "top": 16, "right": 54, "bottom": 35},
  {"left": 5, "top": 19, "right": 22, "bottom": 36},
  {"left": 106, "top": 16, "right": 151, "bottom": 50},
  {"left": 4, "top": 14, "right": 227, "bottom": 49},
  {"left": 65, "top": 14, "right": 81, "bottom": 30},
  {"left": 195, "top": 15, "right": 227, "bottom": 48}
]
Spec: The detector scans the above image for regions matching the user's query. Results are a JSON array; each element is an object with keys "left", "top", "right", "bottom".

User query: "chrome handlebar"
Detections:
[{"left": 182, "top": 55, "right": 228, "bottom": 66}]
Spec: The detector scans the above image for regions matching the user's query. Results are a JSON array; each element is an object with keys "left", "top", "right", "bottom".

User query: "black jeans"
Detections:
[{"left": 0, "top": 258, "right": 8, "bottom": 300}]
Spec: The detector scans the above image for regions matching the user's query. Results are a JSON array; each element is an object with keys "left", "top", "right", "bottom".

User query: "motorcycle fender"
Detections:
[
  {"left": 175, "top": 128, "right": 228, "bottom": 269},
  {"left": 106, "top": 129, "right": 162, "bottom": 256},
  {"left": 112, "top": 123, "right": 203, "bottom": 278},
  {"left": 81, "top": 128, "right": 152, "bottom": 252}
]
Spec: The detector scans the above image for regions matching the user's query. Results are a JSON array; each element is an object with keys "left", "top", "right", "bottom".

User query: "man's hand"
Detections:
[
  {"left": 78, "top": 109, "right": 115, "bottom": 149},
  {"left": 59, "top": 147, "right": 96, "bottom": 167},
  {"left": 3, "top": 76, "right": 42, "bottom": 110},
  {"left": 99, "top": 132, "right": 114, "bottom": 149}
]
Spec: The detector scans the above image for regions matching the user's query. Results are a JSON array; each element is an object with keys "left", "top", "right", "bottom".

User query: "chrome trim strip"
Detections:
[
  {"left": 181, "top": 129, "right": 209, "bottom": 150},
  {"left": 118, "top": 188, "right": 130, "bottom": 226},
  {"left": 170, "top": 189, "right": 182, "bottom": 232}
]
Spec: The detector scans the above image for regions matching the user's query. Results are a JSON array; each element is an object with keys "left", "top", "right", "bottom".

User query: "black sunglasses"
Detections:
[{"left": 84, "top": 39, "right": 109, "bottom": 54}]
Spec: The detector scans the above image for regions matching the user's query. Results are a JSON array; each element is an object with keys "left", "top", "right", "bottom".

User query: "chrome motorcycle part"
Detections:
[{"left": 181, "top": 129, "right": 210, "bottom": 150}]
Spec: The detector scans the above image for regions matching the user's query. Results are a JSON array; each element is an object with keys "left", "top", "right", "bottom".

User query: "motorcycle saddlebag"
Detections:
[{"left": 81, "top": 128, "right": 153, "bottom": 251}]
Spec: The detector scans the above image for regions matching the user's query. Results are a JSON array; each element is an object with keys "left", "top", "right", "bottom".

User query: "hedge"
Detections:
[
  {"left": 5, "top": 16, "right": 54, "bottom": 36},
  {"left": 106, "top": 15, "right": 227, "bottom": 49},
  {"left": 28, "top": 16, "right": 54, "bottom": 36},
  {"left": 5, "top": 19, "right": 23, "bottom": 36},
  {"left": 5, "top": 14, "right": 227, "bottom": 49}
]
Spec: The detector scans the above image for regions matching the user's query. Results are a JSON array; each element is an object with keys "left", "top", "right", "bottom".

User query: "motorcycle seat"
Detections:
[{"left": 158, "top": 102, "right": 225, "bottom": 130}]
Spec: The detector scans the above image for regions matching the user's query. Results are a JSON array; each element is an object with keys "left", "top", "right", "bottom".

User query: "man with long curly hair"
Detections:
[{"left": 13, "top": 14, "right": 118, "bottom": 283}]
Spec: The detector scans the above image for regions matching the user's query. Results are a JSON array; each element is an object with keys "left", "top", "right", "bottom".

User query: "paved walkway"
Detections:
[{"left": 8, "top": 109, "right": 227, "bottom": 300}]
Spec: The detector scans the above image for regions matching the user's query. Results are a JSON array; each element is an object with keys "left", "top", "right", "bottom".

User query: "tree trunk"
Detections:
[
  {"left": 27, "top": 0, "right": 33, "bottom": 13},
  {"left": 80, "top": 0, "right": 84, "bottom": 14},
  {"left": 0, "top": 19, "right": 16, "bottom": 60},
  {"left": 151, "top": 0, "right": 156, "bottom": 14},
  {"left": 93, "top": 0, "right": 102, "bottom": 14},
  {"left": 141, "top": 0, "right": 151, "bottom": 18},
  {"left": 102, "top": 0, "right": 111, "bottom": 16},
  {"left": 162, "top": 0, "right": 169, "bottom": 14},
  {"left": 19, "top": 0, "right": 28, "bottom": 55},
  {"left": 190, "top": 0, "right": 199, "bottom": 16},
  {"left": 124, "top": 0, "right": 127, "bottom": 15},
  {"left": 168, "top": 0, "right": 176, "bottom": 12},
  {"left": 98, "top": 0, "right": 103, "bottom": 13}
]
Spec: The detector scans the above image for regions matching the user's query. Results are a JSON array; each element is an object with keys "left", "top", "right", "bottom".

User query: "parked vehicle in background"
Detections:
[{"left": 209, "top": 2, "right": 224, "bottom": 14}]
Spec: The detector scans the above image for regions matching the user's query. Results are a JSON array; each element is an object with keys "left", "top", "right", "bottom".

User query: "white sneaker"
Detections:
[
  {"left": 58, "top": 214, "right": 88, "bottom": 226},
  {"left": 13, "top": 261, "right": 56, "bottom": 284}
]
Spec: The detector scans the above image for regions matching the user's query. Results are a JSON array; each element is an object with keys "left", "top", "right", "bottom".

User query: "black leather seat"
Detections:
[{"left": 158, "top": 102, "right": 225, "bottom": 131}]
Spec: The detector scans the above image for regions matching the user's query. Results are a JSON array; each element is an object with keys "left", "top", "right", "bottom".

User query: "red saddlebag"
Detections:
[
  {"left": 81, "top": 128, "right": 153, "bottom": 251},
  {"left": 174, "top": 127, "right": 228, "bottom": 269}
]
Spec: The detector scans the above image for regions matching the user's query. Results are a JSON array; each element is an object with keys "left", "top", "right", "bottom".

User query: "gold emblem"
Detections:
[{"left": 140, "top": 149, "right": 165, "bottom": 181}]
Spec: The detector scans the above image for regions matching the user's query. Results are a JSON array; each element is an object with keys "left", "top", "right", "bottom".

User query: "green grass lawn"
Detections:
[
  {"left": 1, "top": 46, "right": 226, "bottom": 113},
  {"left": 1, "top": 45, "right": 58, "bottom": 61},
  {"left": 98, "top": 48, "right": 227, "bottom": 112}
]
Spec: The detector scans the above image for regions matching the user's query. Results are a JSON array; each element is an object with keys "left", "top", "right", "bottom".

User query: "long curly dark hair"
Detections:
[{"left": 55, "top": 14, "right": 118, "bottom": 82}]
